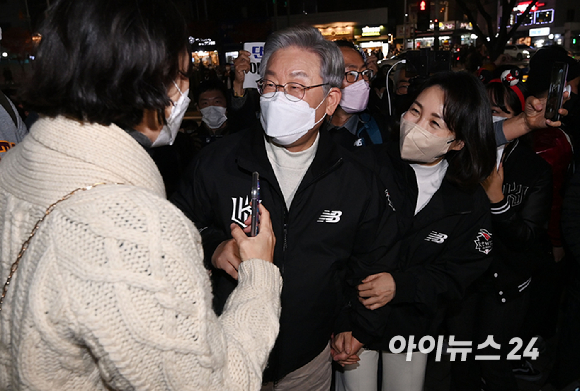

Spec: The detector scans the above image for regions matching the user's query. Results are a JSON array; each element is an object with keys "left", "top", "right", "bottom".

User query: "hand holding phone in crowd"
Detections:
[
  {"left": 545, "top": 62, "right": 569, "bottom": 122},
  {"left": 213, "top": 172, "right": 272, "bottom": 279},
  {"left": 231, "top": 203, "right": 275, "bottom": 265},
  {"left": 250, "top": 171, "right": 260, "bottom": 237}
]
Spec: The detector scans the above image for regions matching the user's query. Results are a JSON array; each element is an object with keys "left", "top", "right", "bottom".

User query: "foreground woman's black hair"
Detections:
[
  {"left": 22, "top": 0, "right": 189, "bottom": 129},
  {"left": 418, "top": 71, "right": 497, "bottom": 189}
]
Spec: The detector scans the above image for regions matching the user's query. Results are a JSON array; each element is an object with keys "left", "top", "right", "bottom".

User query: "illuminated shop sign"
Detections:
[
  {"left": 429, "top": 21, "right": 456, "bottom": 30},
  {"left": 189, "top": 37, "right": 216, "bottom": 46},
  {"left": 513, "top": 1, "right": 546, "bottom": 13},
  {"left": 529, "top": 27, "right": 550, "bottom": 36},
  {"left": 318, "top": 26, "right": 354, "bottom": 38},
  {"left": 535, "top": 10, "right": 554, "bottom": 24},
  {"left": 509, "top": 9, "right": 554, "bottom": 26},
  {"left": 362, "top": 26, "right": 383, "bottom": 37}
]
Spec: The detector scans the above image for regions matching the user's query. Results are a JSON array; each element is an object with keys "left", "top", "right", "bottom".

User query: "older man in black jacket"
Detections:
[{"left": 172, "top": 26, "right": 399, "bottom": 390}]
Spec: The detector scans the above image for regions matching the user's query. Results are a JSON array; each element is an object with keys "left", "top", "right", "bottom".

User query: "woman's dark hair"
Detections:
[
  {"left": 418, "top": 71, "right": 496, "bottom": 188},
  {"left": 486, "top": 81, "right": 527, "bottom": 117},
  {"left": 21, "top": 0, "right": 189, "bottom": 128},
  {"left": 486, "top": 65, "right": 527, "bottom": 116}
]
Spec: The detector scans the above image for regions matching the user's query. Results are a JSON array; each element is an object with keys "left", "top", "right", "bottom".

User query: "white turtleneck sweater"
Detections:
[
  {"left": 410, "top": 159, "right": 449, "bottom": 215},
  {"left": 265, "top": 133, "right": 320, "bottom": 209},
  {"left": 0, "top": 116, "right": 282, "bottom": 391}
]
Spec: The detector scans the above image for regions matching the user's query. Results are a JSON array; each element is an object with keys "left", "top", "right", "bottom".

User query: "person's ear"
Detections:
[
  {"left": 449, "top": 139, "right": 465, "bottom": 151},
  {"left": 134, "top": 109, "right": 163, "bottom": 143},
  {"left": 324, "top": 87, "right": 342, "bottom": 116}
]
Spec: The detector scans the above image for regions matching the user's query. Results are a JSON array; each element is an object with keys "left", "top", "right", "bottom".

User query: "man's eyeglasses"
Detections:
[
  {"left": 257, "top": 79, "right": 329, "bottom": 102},
  {"left": 344, "top": 69, "right": 374, "bottom": 83}
]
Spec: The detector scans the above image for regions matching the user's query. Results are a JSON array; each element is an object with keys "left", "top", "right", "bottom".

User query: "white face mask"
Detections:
[
  {"left": 492, "top": 115, "right": 506, "bottom": 123},
  {"left": 399, "top": 115, "right": 455, "bottom": 163},
  {"left": 201, "top": 105, "right": 227, "bottom": 129},
  {"left": 260, "top": 92, "right": 327, "bottom": 146},
  {"left": 340, "top": 79, "right": 370, "bottom": 114},
  {"left": 151, "top": 81, "right": 191, "bottom": 148}
]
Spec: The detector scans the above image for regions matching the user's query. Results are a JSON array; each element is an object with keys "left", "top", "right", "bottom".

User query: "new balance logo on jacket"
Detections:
[
  {"left": 425, "top": 231, "right": 448, "bottom": 244},
  {"left": 317, "top": 210, "right": 342, "bottom": 223}
]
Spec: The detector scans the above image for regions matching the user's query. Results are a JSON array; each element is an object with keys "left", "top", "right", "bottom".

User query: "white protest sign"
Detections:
[{"left": 243, "top": 42, "right": 265, "bottom": 90}]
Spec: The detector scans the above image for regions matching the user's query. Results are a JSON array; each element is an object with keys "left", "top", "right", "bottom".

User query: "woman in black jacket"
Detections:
[
  {"left": 333, "top": 72, "right": 497, "bottom": 391},
  {"left": 446, "top": 76, "right": 552, "bottom": 391}
]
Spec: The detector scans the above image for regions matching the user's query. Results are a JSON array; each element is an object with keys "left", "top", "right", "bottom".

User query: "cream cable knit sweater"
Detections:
[{"left": 0, "top": 117, "right": 282, "bottom": 390}]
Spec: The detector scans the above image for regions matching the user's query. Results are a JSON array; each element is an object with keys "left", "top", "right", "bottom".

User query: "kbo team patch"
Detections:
[{"left": 474, "top": 229, "right": 493, "bottom": 254}]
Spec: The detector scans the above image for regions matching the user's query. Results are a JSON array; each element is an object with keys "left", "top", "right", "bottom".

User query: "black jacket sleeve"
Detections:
[
  {"left": 489, "top": 164, "right": 552, "bottom": 253},
  {"left": 345, "top": 175, "right": 400, "bottom": 345},
  {"left": 170, "top": 157, "right": 228, "bottom": 268},
  {"left": 562, "top": 171, "right": 580, "bottom": 267}
]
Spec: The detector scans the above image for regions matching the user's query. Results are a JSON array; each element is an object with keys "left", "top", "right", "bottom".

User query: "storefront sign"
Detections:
[
  {"left": 318, "top": 26, "right": 353, "bottom": 38},
  {"left": 429, "top": 21, "right": 455, "bottom": 30},
  {"left": 362, "top": 26, "right": 382, "bottom": 37},
  {"left": 535, "top": 9, "right": 554, "bottom": 24},
  {"left": 360, "top": 41, "right": 382, "bottom": 48},
  {"left": 513, "top": 1, "right": 546, "bottom": 13},
  {"left": 189, "top": 37, "right": 216, "bottom": 46},
  {"left": 529, "top": 27, "right": 550, "bottom": 36}
]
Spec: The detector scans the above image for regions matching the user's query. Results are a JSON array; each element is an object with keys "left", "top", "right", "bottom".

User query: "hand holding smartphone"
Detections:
[
  {"left": 250, "top": 171, "right": 260, "bottom": 237},
  {"left": 545, "top": 62, "right": 569, "bottom": 122}
]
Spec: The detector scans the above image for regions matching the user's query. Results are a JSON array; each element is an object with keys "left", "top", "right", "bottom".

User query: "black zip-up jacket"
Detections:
[
  {"left": 171, "top": 125, "right": 399, "bottom": 382},
  {"left": 485, "top": 139, "right": 552, "bottom": 302},
  {"left": 562, "top": 169, "right": 580, "bottom": 302},
  {"left": 356, "top": 144, "right": 494, "bottom": 347}
]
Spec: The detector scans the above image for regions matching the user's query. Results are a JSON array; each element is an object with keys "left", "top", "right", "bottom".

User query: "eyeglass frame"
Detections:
[
  {"left": 256, "top": 79, "right": 329, "bottom": 102},
  {"left": 344, "top": 69, "right": 374, "bottom": 83}
]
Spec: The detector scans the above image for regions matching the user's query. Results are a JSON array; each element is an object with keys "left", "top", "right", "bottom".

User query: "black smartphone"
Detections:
[
  {"left": 545, "top": 62, "right": 569, "bottom": 122},
  {"left": 250, "top": 171, "right": 260, "bottom": 237}
]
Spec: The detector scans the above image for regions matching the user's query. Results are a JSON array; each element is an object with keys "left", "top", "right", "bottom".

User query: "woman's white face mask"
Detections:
[
  {"left": 399, "top": 115, "right": 455, "bottom": 163},
  {"left": 151, "top": 81, "right": 191, "bottom": 148}
]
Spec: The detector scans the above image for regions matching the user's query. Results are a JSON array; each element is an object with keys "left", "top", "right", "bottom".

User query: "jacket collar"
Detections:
[
  {"left": 502, "top": 138, "right": 519, "bottom": 164},
  {"left": 235, "top": 124, "right": 344, "bottom": 194},
  {"left": 413, "top": 178, "right": 476, "bottom": 227},
  {"left": 380, "top": 145, "right": 476, "bottom": 224}
]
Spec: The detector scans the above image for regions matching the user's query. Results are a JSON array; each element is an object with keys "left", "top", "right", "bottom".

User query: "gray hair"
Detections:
[{"left": 259, "top": 26, "right": 344, "bottom": 95}]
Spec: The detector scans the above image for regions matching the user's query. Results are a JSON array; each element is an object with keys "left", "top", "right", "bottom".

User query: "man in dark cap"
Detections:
[
  {"left": 527, "top": 45, "right": 580, "bottom": 163},
  {"left": 516, "top": 44, "right": 578, "bottom": 385},
  {"left": 527, "top": 45, "right": 580, "bottom": 97}
]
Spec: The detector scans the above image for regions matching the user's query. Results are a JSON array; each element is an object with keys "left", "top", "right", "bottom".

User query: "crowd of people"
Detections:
[{"left": 1, "top": 1, "right": 580, "bottom": 391}]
